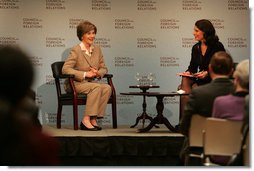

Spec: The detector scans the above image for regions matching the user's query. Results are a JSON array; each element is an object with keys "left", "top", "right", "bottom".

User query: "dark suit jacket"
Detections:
[
  {"left": 179, "top": 77, "right": 234, "bottom": 161},
  {"left": 180, "top": 77, "right": 235, "bottom": 136}
]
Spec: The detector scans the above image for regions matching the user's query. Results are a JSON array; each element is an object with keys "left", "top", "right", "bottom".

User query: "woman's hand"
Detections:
[
  {"left": 86, "top": 70, "right": 97, "bottom": 78},
  {"left": 90, "top": 67, "right": 100, "bottom": 77},
  {"left": 194, "top": 71, "right": 208, "bottom": 79}
]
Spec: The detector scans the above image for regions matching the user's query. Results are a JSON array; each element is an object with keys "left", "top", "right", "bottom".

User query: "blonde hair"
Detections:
[{"left": 233, "top": 59, "right": 249, "bottom": 89}]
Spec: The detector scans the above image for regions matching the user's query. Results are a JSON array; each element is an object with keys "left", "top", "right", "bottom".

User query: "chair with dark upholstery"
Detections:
[{"left": 51, "top": 61, "right": 117, "bottom": 130}]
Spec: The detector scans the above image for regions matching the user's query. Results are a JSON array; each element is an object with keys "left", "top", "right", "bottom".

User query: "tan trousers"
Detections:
[{"left": 75, "top": 82, "right": 112, "bottom": 117}]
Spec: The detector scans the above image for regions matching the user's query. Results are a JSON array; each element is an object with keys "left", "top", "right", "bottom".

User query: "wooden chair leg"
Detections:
[
  {"left": 112, "top": 99, "right": 117, "bottom": 128},
  {"left": 57, "top": 104, "right": 62, "bottom": 129},
  {"left": 73, "top": 104, "right": 78, "bottom": 130}
]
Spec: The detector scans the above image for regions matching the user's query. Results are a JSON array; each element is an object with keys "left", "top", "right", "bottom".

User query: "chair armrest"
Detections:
[
  {"left": 103, "top": 74, "right": 116, "bottom": 99},
  {"left": 59, "top": 74, "right": 75, "bottom": 79},
  {"left": 103, "top": 74, "right": 113, "bottom": 78}
]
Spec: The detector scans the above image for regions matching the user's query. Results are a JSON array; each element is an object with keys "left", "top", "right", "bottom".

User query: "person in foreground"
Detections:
[
  {"left": 62, "top": 20, "right": 111, "bottom": 131},
  {"left": 210, "top": 59, "right": 249, "bottom": 165},
  {"left": 0, "top": 46, "right": 59, "bottom": 165},
  {"left": 179, "top": 51, "right": 235, "bottom": 163},
  {"left": 178, "top": 19, "right": 225, "bottom": 119}
]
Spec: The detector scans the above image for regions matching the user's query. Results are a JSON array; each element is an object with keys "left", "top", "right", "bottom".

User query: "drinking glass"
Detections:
[
  {"left": 135, "top": 72, "right": 141, "bottom": 86},
  {"left": 147, "top": 73, "right": 155, "bottom": 86}
]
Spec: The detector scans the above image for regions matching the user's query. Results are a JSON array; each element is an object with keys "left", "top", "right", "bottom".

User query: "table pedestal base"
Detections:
[
  {"left": 137, "top": 95, "right": 177, "bottom": 133},
  {"left": 131, "top": 112, "right": 159, "bottom": 128}
]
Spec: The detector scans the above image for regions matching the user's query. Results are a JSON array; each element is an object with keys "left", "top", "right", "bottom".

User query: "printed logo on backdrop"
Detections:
[
  {"left": 46, "top": 74, "right": 55, "bottom": 85},
  {"left": 98, "top": 114, "right": 111, "bottom": 125},
  {"left": 160, "top": 19, "right": 180, "bottom": 30},
  {"left": 0, "top": 0, "right": 19, "bottom": 9},
  {"left": 36, "top": 94, "right": 42, "bottom": 106},
  {"left": 210, "top": 19, "right": 225, "bottom": 29},
  {"left": 182, "top": 38, "right": 196, "bottom": 48},
  {"left": 137, "top": 0, "right": 157, "bottom": 11},
  {"left": 94, "top": 38, "right": 111, "bottom": 48},
  {"left": 23, "top": 18, "right": 43, "bottom": 28},
  {"left": 44, "top": 112, "right": 58, "bottom": 124},
  {"left": 30, "top": 56, "right": 43, "bottom": 67},
  {"left": 137, "top": 38, "right": 156, "bottom": 48},
  {"left": 228, "top": 37, "right": 248, "bottom": 48},
  {"left": 46, "top": 37, "right": 66, "bottom": 48},
  {"left": 46, "top": 0, "right": 66, "bottom": 10},
  {"left": 92, "top": 0, "right": 111, "bottom": 10},
  {"left": 69, "top": 18, "right": 83, "bottom": 29},
  {"left": 117, "top": 95, "right": 134, "bottom": 105},
  {"left": 163, "top": 96, "right": 178, "bottom": 105},
  {"left": 114, "top": 57, "right": 134, "bottom": 67},
  {"left": 133, "top": 74, "right": 157, "bottom": 86},
  {"left": 160, "top": 57, "right": 180, "bottom": 67},
  {"left": 0, "top": 36, "right": 19, "bottom": 45},
  {"left": 228, "top": 0, "right": 248, "bottom": 10},
  {"left": 182, "top": 0, "right": 202, "bottom": 10},
  {"left": 115, "top": 19, "right": 134, "bottom": 29}
]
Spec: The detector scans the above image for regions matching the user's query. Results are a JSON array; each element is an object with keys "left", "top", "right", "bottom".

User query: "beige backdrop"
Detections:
[{"left": 0, "top": 0, "right": 250, "bottom": 127}]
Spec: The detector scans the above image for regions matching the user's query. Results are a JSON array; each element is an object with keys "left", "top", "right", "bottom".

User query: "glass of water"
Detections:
[
  {"left": 135, "top": 72, "right": 141, "bottom": 86},
  {"left": 147, "top": 73, "right": 155, "bottom": 86}
]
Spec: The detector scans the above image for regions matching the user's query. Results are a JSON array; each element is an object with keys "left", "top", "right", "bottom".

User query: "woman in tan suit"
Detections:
[{"left": 62, "top": 20, "right": 111, "bottom": 131}]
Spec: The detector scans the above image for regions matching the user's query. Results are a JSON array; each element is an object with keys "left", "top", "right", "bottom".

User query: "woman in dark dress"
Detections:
[{"left": 179, "top": 19, "right": 225, "bottom": 117}]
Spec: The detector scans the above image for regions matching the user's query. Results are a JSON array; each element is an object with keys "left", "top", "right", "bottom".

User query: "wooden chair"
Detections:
[
  {"left": 185, "top": 114, "right": 206, "bottom": 165},
  {"left": 202, "top": 118, "right": 242, "bottom": 166},
  {"left": 51, "top": 61, "right": 117, "bottom": 130}
]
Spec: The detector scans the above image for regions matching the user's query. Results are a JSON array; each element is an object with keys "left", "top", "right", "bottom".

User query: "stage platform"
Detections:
[{"left": 43, "top": 125, "right": 185, "bottom": 166}]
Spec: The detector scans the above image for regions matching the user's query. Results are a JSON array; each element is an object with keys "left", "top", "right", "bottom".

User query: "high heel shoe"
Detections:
[
  {"left": 80, "top": 122, "right": 99, "bottom": 131},
  {"left": 93, "top": 125, "right": 102, "bottom": 130}
]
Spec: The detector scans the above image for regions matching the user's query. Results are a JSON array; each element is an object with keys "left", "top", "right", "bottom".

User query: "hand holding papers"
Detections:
[
  {"left": 177, "top": 71, "right": 206, "bottom": 79},
  {"left": 177, "top": 72, "right": 195, "bottom": 78}
]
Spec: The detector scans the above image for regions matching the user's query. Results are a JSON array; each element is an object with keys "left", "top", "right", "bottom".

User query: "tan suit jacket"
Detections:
[
  {"left": 62, "top": 44, "right": 111, "bottom": 117},
  {"left": 62, "top": 44, "right": 108, "bottom": 82}
]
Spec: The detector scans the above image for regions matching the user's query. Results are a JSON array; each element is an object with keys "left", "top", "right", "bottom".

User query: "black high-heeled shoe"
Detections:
[
  {"left": 80, "top": 122, "right": 99, "bottom": 131},
  {"left": 93, "top": 125, "right": 102, "bottom": 130}
]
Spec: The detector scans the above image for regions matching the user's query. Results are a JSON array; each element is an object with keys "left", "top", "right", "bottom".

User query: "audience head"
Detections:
[
  {"left": 77, "top": 20, "right": 97, "bottom": 41},
  {"left": 209, "top": 51, "right": 234, "bottom": 78},
  {"left": 0, "top": 46, "right": 34, "bottom": 105},
  {"left": 195, "top": 19, "right": 219, "bottom": 45},
  {"left": 233, "top": 59, "right": 249, "bottom": 90}
]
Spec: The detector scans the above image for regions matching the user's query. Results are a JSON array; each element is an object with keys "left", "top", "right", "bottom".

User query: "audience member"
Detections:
[
  {"left": 0, "top": 46, "right": 59, "bottom": 165},
  {"left": 242, "top": 94, "right": 249, "bottom": 135},
  {"left": 178, "top": 19, "right": 225, "bottom": 119},
  {"left": 62, "top": 20, "right": 111, "bottom": 131},
  {"left": 210, "top": 59, "right": 249, "bottom": 165},
  {"left": 212, "top": 59, "right": 249, "bottom": 120},
  {"left": 179, "top": 51, "right": 234, "bottom": 163}
]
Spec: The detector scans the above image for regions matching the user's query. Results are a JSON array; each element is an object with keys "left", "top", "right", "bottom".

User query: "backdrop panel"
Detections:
[{"left": 0, "top": 0, "right": 249, "bottom": 127}]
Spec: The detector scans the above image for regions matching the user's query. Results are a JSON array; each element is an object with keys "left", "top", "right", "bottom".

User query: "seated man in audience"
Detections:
[
  {"left": 179, "top": 51, "right": 235, "bottom": 164},
  {"left": 210, "top": 59, "right": 249, "bottom": 165}
]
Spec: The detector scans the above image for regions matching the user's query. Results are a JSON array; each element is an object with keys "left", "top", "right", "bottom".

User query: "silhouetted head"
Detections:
[{"left": 0, "top": 46, "right": 34, "bottom": 105}]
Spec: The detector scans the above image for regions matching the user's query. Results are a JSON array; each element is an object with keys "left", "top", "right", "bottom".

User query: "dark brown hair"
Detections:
[
  {"left": 77, "top": 20, "right": 97, "bottom": 41},
  {"left": 210, "top": 51, "right": 233, "bottom": 75},
  {"left": 195, "top": 19, "right": 219, "bottom": 46}
]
